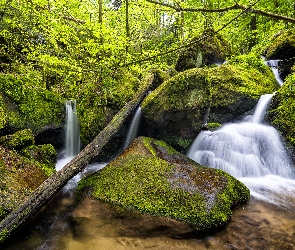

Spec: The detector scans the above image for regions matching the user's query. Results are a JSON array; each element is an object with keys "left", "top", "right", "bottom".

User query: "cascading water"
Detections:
[
  {"left": 266, "top": 60, "right": 284, "bottom": 86},
  {"left": 65, "top": 100, "right": 81, "bottom": 157},
  {"left": 187, "top": 94, "right": 295, "bottom": 207},
  {"left": 123, "top": 106, "right": 142, "bottom": 150}
]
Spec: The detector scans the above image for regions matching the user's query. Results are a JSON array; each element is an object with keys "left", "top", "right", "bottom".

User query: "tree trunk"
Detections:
[{"left": 0, "top": 73, "right": 154, "bottom": 243}]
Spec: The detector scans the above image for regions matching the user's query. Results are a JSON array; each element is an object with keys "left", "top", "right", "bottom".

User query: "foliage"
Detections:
[{"left": 0, "top": 74, "right": 64, "bottom": 133}]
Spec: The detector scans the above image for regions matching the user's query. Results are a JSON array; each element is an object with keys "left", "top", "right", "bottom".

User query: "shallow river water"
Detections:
[{"left": 1, "top": 175, "right": 295, "bottom": 250}]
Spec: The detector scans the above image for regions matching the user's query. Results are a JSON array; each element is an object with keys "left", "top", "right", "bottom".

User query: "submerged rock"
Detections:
[
  {"left": 141, "top": 54, "right": 278, "bottom": 151},
  {"left": 78, "top": 137, "right": 250, "bottom": 231}
]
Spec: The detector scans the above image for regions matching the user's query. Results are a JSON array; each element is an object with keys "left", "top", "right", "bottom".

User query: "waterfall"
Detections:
[
  {"left": 266, "top": 60, "right": 284, "bottom": 86},
  {"left": 250, "top": 93, "right": 273, "bottom": 123},
  {"left": 65, "top": 100, "right": 81, "bottom": 157},
  {"left": 123, "top": 106, "right": 142, "bottom": 149},
  {"left": 187, "top": 94, "right": 295, "bottom": 207}
]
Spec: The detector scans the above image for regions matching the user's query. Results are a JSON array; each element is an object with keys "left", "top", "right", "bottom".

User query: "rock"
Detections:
[
  {"left": 265, "top": 29, "right": 295, "bottom": 80},
  {"left": 267, "top": 73, "right": 295, "bottom": 159},
  {"left": 0, "top": 129, "right": 34, "bottom": 151},
  {"left": 141, "top": 54, "right": 278, "bottom": 151},
  {"left": 265, "top": 29, "right": 295, "bottom": 60},
  {"left": 0, "top": 146, "right": 49, "bottom": 221},
  {"left": 21, "top": 144, "right": 57, "bottom": 170},
  {"left": 77, "top": 137, "right": 250, "bottom": 231},
  {"left": 175, "top": 28, "right": 231, "bottom": 72}
]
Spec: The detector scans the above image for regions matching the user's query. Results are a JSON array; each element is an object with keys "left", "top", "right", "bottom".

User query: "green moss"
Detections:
[
  {"left": 21, "top": 144, "right": 57, "bottom": 176},
  {"left": 265, "top": 29, "right": 295, "bottom": 60},
  {"left": 78, "top": 137, "right": 249, "bottom": 229},
  {"left": 0, "top": 129, "right": 34, "bottom": 151},
  {"left": 0, "top": 74, "right": 64, "bottom": 133},
  {"left": 268, "top": 73, "right": 295, "bottom": 146},
  {"left": 0, "top": 228, "right": 9, "bottom": 243},
  {"left": 207, "top": 122, "right": 222, "bottom": 130}
]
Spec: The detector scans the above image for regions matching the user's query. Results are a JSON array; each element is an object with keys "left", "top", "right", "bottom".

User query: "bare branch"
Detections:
[{"left": 145, "top": 0, "right": 295, "bottom": 24}]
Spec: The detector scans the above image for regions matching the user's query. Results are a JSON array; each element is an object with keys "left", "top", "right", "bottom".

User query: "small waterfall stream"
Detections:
[
  {"left": 65, "top": 100, "right": 81, "bottom": 157},
  {"left": 266, "top": 59, "right": 284, "bottom": 86},
  {"left": 123, "top": 106, "right": 142, "bottom": 150},
  {"left": 187, "top": 94, "right": 295, "bottom": 207}
]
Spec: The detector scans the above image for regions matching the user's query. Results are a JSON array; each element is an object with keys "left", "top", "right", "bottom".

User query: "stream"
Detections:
[{"left": 2, "top": 61, "right": 295, "bottom": 249}]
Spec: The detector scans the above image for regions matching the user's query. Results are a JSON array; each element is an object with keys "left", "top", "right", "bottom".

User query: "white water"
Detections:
[
  {"left": 65, "top": 100, "right": 81, "bottom": 157},
  {"left": 187, "top": 94, "right": 295, "bottom": 207},
  {"left": 266, "top": 60, "right": 284, "bottom": 86},
  {"left": 123, "top": 106, "right": 142, "bottom": 149},
  {"left": 58, "top": 100, "right": 106, "bottom": 191}
]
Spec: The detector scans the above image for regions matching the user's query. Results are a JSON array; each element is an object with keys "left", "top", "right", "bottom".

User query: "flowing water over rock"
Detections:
[
  {"left": 187, "top": 94, "right": 295, "bottom": 208},
  {"left": 123, "top": 106, "right": 142, "bottom": 150},
  {"left": 65, "top": 100, "right": 81, "bottom": 157},
  {"left": 266, "top": 60, "right": 284, "bottom": 86}
]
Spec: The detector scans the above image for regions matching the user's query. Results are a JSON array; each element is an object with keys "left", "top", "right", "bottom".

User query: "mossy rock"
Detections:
[
  {"left": 0, "top": 146, "right": 49, "bottom": 221},
  {"left": 78, "top": 137, "right": 250, "bottom": 230},
  {"left": 0, "top": 129, "right": 34, "bottom": 151},
  {"left": 268, "top": 73, "right": 295, "bottom": 153},
  {"left": 265, "top": 29, "right": 295, "bottom": 60},
  {"left": 0, "top": 73, "right": 64, "bottom": 135},
  {"left": 21, "top": 144, "right": 57, "bottom": 174},
  {"left": 175, "top": 28, "right": 231, "bottom": 72},
  {"left": 141, "top": 54, "right": 278, "bottom": 151}
]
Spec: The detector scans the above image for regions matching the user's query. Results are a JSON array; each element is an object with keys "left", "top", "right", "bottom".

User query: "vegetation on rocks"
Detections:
[
  {"left": 78, "top": 137, "right": 250, "bottom": 230},
  {"left": 0, "top": 146, "right": 49, "bottom": 221},
  {"left": 265, "top": 29, "right": 295, "bottom": 60},
  {"left": 141, "top": 54, "right": 278, "bottom": 150},
  {"left": 268, "top": 73, "right": 295, "bottom": 148}
]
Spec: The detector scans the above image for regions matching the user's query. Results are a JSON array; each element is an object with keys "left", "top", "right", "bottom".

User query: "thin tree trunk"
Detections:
[{"left": 0, "top": 73, "right": 154, "bottom": 243}]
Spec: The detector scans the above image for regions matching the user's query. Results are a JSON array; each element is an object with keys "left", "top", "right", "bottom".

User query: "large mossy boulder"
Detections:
[
  {"left": 267, "top": 73, "right": 295, "bottom": 156},
  {"left": 78, "top": 137, "right": 250, "bottom": 230},
  {"left": 175, "top": 28, "right": 231, "bottom": 72},
  {"left": 265, "top": 29, "right": 295, "bottom": 81},
  {"left": 0, "top": 146, "right": 50, "bottom": 221},
  {"left": 141, "top": 54, "right": 279, "bottom": 151}
]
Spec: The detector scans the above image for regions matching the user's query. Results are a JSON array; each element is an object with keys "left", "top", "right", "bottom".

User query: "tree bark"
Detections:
[{"left": 0, "top": 73, "right": 154, "bottom": 243}]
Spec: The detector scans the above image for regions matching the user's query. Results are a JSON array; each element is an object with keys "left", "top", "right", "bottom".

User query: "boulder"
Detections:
[
  {"left": 141, "top": 54, "right": 279, "bottom": 151},
  {"left": 267, "top": 73, "right": 295, "bottom": 158},
  {"left": 0, "top": 146, "right": 49, "bottom": 221},
  {"left": 265, "top": 29, "right": 295, "bottom": 80},
  {"left": 78, "top": 137, "right": 250, "bottom": 231},
  {"left": 0, "top": 129, "right": 34, "bottom": 151},
  {"left": 175, "top": 28, "right": 231, "bottom": 72}
]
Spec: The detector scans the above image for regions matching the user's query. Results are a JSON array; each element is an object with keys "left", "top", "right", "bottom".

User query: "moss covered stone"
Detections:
[
  {"left": 265, "top": 29, "right": 295, "bottom": 60},
  {"left": 78, "top": 137, "right": 250, "bottom": 230},
  {"left": 21, "top": 144, "right": 57, "bottom": 176},
  {"left": 268, "top": 73, "right": 295, "bottom": 150},
  {"left": 0, "top": 146, "right": 48, "bottom": 222},
  {"left": 141, "top": 54, "right": 278, "bottom": 151},
  {"left": 175, "top": 28, "right": 231, "bottom": 72},
  {"left": 0, "top": 129, "right": 34, "bottom": 151}
]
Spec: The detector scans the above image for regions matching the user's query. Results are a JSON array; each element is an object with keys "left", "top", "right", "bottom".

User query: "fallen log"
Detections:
[{"left": 0, "top": 73, "right": 154, "bottom": 242}]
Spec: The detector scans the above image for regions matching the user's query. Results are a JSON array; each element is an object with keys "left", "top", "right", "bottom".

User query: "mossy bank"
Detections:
[{"left": 78, "top": 137, "right": 250, "bottom": 230}]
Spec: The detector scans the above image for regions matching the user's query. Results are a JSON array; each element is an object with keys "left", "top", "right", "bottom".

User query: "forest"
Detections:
[{"left": 1, "top": 0, "right": 295, "bottom": 249}]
